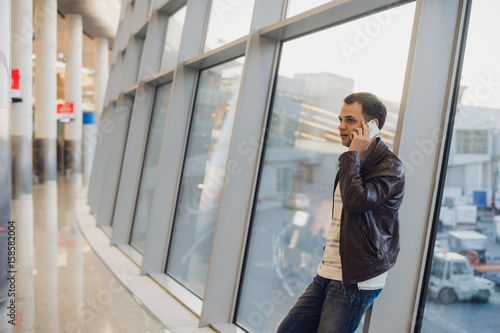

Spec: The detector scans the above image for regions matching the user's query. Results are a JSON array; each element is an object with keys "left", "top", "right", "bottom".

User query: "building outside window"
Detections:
[
  {"left": 203, "top": 0, "right": 256, "bottom": 52},
  {"left": 456, "top": 129, "right": 488, "bottom": 154},
  {"left": 160, "top": 6, "right": 187, "bottom": 71}
]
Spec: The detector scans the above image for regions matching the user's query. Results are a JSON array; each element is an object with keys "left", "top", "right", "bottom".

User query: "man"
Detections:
[{"left": 277, "top": 92, "right": 405, "bottom": 333}]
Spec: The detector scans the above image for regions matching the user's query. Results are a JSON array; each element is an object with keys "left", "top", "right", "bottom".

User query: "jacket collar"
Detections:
[
  {"left": 333, "top": 138, "right": 389, "bottom": 189},
  {"left": 361, "top": 137, "right": 389, "bottom": 170}
]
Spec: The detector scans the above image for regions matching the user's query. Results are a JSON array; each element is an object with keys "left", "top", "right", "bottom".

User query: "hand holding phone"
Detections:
[
  {"left": 350, "top": 120, "right": 379, "bottom": 140},
  {"left": 348, "top": 120, "right": 379, "bottom": 156}
]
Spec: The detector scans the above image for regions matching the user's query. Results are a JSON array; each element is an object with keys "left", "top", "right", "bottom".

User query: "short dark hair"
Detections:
[{"left": 343, "top": 92, "right": 387, "bottom": 129}]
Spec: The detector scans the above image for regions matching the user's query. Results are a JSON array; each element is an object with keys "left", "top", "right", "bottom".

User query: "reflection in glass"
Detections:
[
  {"left": 235, "top": 4, "right": 415, "bottom": 332},
  {"left": 203, "top": 0, "right": 256, "bottom": 52},
  {"left": 165, "top": 59, "right": 244, "bottom": 297},
  {"left": 129, "top": 83, "right": 172, "bottom": 254},
  {"left": 34, "top": 182, "right": 59, "bottom": 329},
  {"left": 286, "top": 0, "right": 332, "bottom": 18},
  {"left": 8, "top": 195, "right": 35, "bottom": 332},
  {"left": 160, "top": 6, "right": 187, "bottom": 71},
  {"left": 422, "top": 0, "right": 500, "bottom": 331}
]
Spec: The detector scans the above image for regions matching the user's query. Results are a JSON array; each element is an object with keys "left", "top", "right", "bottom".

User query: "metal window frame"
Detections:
[
  {"left": 411, "top": 1, "right": 473, "bottom": 331},
  {"left": 95, "top": 95, "right": 134, "bottom": 230},
  {"left": 109, "top": 83, "right": 155, "bottom": 241},
  {"left": 208, "top": 0, "right": 418, "bottom": 331},
  {"left": 140, "top": 0, "right": 212, "bottom": 315},
  {"left": 88, "top": 105, "right": 114, "bottom": 212},
  {"left": 120, "top": 33, "right": 146, "bottom": 92},
  {"left": 109, "top": 3, "right": 176, "bottom": 248},
  {"left": 114, "top": 82, "right": 171, "bottom": 266},
  {"left": 90, "top": 103, "right": 118, "bottom": 214},
  {"left": 108, "top": 0, "right": 188, "bottom": 258},
  {"left": 158, "top": 1, "right": 188, "bottom": 71}
]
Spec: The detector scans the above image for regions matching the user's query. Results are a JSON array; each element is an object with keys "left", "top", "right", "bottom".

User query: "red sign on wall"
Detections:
[
  {"left": 11, "top": 69, "right": 20, "bottom": 98},
  {"left": 11, "top": 69, "right": 20, "bottom": 89},
  {"left": 57, "top": 103, "right": 75, "bottom": 121},
  {"left": 57, "top": 103, "right": 74, "bottom": 115}
]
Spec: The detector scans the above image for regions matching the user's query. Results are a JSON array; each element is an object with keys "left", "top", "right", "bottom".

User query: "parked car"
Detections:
[
  {"left": 285, "top": 193, "right": 310, "bottom": 211},
  {"left": 428, "top": 251, "right": 495, "bottom": 304}
]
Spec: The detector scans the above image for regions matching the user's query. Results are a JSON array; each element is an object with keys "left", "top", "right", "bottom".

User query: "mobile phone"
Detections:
[
  {"left": 350, "top": 120, "right": 380, "bottom": 140},
  {"left": 367, "top": 120, "right": 380, "bottom": 139}
]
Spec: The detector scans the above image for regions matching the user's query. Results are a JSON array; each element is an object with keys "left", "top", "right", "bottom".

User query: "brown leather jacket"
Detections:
[{"left": 334, "top": 138, "right": 405, "bottom": 286}]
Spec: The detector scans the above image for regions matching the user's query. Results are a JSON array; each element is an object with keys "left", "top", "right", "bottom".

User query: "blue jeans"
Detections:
[{"left": 277, "top": 275, "right": 382, "bottom": 333}]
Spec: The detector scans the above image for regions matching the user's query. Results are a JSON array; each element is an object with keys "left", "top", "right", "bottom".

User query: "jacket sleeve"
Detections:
[{"left": 337, "top": 151, "right": 405, "bottom": 213}]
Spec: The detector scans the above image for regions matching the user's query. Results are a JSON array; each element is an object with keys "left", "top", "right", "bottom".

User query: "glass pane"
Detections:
[
  {"left": 160, "top": 6, "right": 187, "bottom": 71},
  {"left": 203, "top": 0, "right": 256, "bottom": 52},
  {"left": 166, "top": 58, "right": 244, "bottom": 297},
  {"left": 134, "top": 39, "right": 145, "bottom": 84},
  {"left": 236, "top": 4, "right": 415, "bottom": 332},
  {"left": 104, "top": 98, "right": 134, "bottom": 228},
  {"left": 286, "top": 0, "right": 332, "bottom": 18},
  {"left": 129, "top": 83, "right": 172, "bottom": 254},
  {"left": 421, "top": 0, "right": 500, "bottom": 331}
]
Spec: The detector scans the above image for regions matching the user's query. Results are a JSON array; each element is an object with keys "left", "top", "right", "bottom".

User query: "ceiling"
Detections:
[
  {"left": 57, "top": 0, "right": 122, "bottom": 42},
  {"left": 55, "top": 0, "right": 123, "bottom": 69}
]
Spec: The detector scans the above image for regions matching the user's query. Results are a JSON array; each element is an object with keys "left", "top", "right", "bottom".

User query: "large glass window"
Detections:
[
  {"left": 235, "top": 4, "right": 415, "bottom": 332},
  {"left": 165, "top": 58, "right": 244, "bottom": 297},
  {"left": 129, "top": 83, "right": 172, "bottom": 254},
  {"left": 160, "top": 6, "right": 187, "bottom": 71},
  {"left": 101, "top": 97, "right": 134, "bottom": 229},
  {"left": 421, "top": 0, "right": 500, "bottom": 331},
  {"left": 203, "top": 0, "right": 256, "bottom": 52},
  {"left": 130, "top": 37, "right": 145, "bottom": 87}
]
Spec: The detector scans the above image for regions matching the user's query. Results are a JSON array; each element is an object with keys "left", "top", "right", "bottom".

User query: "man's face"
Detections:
[{"left": 338, "top": 102, "right": 366, "bottom": 147}]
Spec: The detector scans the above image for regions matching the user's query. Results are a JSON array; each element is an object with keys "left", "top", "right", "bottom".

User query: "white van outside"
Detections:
[{"left": 428, "top": 251, "right": 495, "bottom": 304}]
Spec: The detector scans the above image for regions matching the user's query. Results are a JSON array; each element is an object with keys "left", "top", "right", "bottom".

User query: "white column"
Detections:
[
  {"left": 33, "top": 0, "right": 57, "bottom": 183},
  {"left": 11, "top": 0, "right": 33, "bottom": 198},
  {"left": 64, "top": 13, "right": 83, "bottom": 179},
  {"left": 94, "top": 37, "right": 109, "bottom": 125}
]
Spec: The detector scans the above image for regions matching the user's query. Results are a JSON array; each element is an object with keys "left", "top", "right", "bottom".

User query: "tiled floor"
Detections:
[{"left": 3, "top": 176, "right": 214, "bottom": 333}]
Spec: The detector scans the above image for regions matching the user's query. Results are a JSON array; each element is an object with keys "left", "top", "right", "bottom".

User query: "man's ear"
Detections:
[{"left": 373, "top": 118, "right": 379, "bottom": 128}]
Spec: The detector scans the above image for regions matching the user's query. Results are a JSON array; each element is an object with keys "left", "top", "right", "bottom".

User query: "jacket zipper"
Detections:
[
  {"left": 339, "top": 208, "right": 346, "bottom": 295},
  {"left": 359, "top": 226, "right": 382, "bottom": 259}
]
